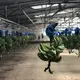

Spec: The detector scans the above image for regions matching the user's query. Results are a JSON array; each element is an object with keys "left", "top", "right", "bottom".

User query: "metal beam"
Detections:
[
  {"left": 21, "top": 9, "right": 37, "bottom": 27},
  {"left": 47, "top": 3, "right": 62, "bottom": 19},
  {"left": 49, "top": 3, "right": 80, "bottom": 18},
  {"left": 2, "top": 2, "right": 78, "bottom": 17},
  {"left": 0, "top": 17, "right": 27, "bottom": 29},
  {"left": 0, "top": 0, "right": 50, "bottom": 6},
  {"left": 63, "top": 0, "right": 69, "bottom": 3},
  {"left": 0, "top": 0, "right": 80, "bottom": 7},
  {"left": 7, "top": 3, "right": 80, "bottom": 17}
]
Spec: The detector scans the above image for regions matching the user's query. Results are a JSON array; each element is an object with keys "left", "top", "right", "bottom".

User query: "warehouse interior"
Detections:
[{"left": 0, "top": 0, "right": 80, "bottom": 80}]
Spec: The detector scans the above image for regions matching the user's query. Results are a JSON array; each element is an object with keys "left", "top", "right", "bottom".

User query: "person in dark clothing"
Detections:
[
  {"left": 0, "top": 30, "right": 3, "bottom": 37},
  {"left": 75, "top": 27, "right": 80, "bottom": 35},
  {"left": 41, "top": 33, "right": 44, "bottom": 39},
  {"left": 38, "top": 35, "right": 40, "bottom": 40},
  {"left": 46, "top": 22, "right": 58, "bottom": 44}
]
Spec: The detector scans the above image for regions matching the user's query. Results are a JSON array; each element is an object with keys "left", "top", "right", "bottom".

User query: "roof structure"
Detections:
[{"left": 0, "top": 0, "right": 80, "bottom": 28}]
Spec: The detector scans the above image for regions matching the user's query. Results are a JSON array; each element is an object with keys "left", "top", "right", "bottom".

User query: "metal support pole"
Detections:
[
  {"left": 21, "top": 9, "right": 37, "bottom": 28},
  {"left": 5, "top": 6, "right": 8, "bottom": 19}
]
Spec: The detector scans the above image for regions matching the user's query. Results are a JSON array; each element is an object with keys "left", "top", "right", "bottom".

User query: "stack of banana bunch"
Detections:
[{"left": 37, "top": 36, "right": 64, "bottom": 74}]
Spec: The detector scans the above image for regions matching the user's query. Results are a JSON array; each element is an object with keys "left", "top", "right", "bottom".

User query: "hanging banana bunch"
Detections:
[
  {"left": 61, "top": 35, "right": 80, "bottom": 57},
  {"left": 37, "top": 36, "right": 64, "bottom": 74}
]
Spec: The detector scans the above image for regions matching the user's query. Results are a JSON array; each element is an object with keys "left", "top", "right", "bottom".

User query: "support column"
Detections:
[{"left": 4, "top": 5, "right": 8, "bottom": 19}]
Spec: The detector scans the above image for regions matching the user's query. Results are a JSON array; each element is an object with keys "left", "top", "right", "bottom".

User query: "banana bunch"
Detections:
[
  {"left": 0, "top": 37, "right": 6, "bottom": 53},
  {"left": 38, "top": 36, "right": 64, "bottom": 62},
  {"left": 37, "top": 36, "right": 64, "bottom": 74},
  {"left": 4, "top": 36, "right": 13, "bottom": 52}
]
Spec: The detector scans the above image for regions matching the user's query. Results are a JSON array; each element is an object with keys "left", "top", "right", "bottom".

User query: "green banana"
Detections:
[
  {"left": 50, "top": 50, "right": 56, "bottom": 55},
  {"left": 56, "top": 48, "right": 63, "bottom": 54},
  {"left": 58, "top": 37, "right": 63, "bottom": 45},
  {"left": 46, "top": 53, "right": 54, "bottom": 61},
  {"left": 58, "top": 44, "right": 64, "bottom": 50},
  {"left": 51, "top": 46, "right": 55, "bottom": 50},
  {"left": 53, "top": 36, "right": 61, "bottom": 47},
  {"left": 45, "top": 44, "right": 51, "bottom": 50},
  {"left": 46, "top": 50, "right": 56, "bottom": 61},
  {"left": 38, "top": 47, "right": 46, "bottom": 54},
  {"left": 53, "top": 37, "right": 58, "bottom": 47},
  {"left": 38, "top": 53, "right": 48, "bottom": 61},
  {"left": 39, "top": 43, "right": 49, "bottom": 52}
]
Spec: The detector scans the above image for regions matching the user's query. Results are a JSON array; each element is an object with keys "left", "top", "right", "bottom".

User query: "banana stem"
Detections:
[
  {"left": 44, "top": 61, "right": 53, "bottom": 74},
  {"left": 50, "top": 37, "right": 53, "bottom": 46},
  {"left": 44, "top": 61, "right": 50, "bottom": 71},
  {"left": 44, "top": 37, "right": 53, "bottom": 74}
]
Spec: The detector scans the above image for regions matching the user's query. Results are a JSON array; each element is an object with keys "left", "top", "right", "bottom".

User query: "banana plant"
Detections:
[
  {"left": 4, "top": 36, "right": 13, "bottom": 53},
  {"left": 37, "top": 36, "right": 64, "bottom": 74},
  {"left": 61, "top": 35, "right": 80, "bottom": 57},
  {"left": 0, "top": 37, "right": 6, "bottom": 57},
  {"left": 21, "top": 36, "right": 29, "bottom": 47},
  {"left": 0, "top": 34, "right": 36, "bottom": 55}
]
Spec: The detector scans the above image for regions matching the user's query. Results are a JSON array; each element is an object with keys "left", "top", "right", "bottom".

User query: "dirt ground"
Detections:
[{"left": 0, "top": 44, "right": 80, "bottom": 80}]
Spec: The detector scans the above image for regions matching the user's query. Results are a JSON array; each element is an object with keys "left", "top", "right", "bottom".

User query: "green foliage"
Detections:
[
  {"left": 61, "top": 35, "right": 80, "bottom": 56},
  {"left": 0, "top": 37, "right": 6, "bottom": 53},
  {"left": 0, "top": 35, "right": 36, "bottom": 55},
  {"left": 4, "top": 36, "right": 13, "bottom": 52}
]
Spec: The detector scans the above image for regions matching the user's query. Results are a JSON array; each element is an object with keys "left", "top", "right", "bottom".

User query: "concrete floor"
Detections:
[{"left": 0, "top": 44, "right": 80, "bottom": 80}]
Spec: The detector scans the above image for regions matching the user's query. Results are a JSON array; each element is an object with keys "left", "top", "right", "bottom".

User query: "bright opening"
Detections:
[
  {"left": 35, "top": 14, "right": 45, "bottom": 18},
  {"left": 32, "top": 3, "right": 65, "bottom": 9},
  {"left": 35, "top": 12, "right": 54, "bottom": 18},
  {"left": 31, "top": 4, "right": 50, "bottom": 9},
  {"left": 57, "top": 9, "right": 72, "bottom": 14}
]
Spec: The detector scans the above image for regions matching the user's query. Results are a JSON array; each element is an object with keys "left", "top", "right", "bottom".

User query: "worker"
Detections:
[
  {"left": 5, "top": 30, "right": 9, "bottom": 36},
  {"left": 0, "top": 30, "right": 3, "bottom": 37},
  {"left": 41, "top": 33, "right": 44, "bottom": 39},
  {"left": 38, "top": 35, "right": 40, "bottom": 40},
  {"left": 75, "top": 27, "right": 80, "bottom": 35},
  {"left": 46, "top": 22, "right": 58, "bottom": 44}
]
